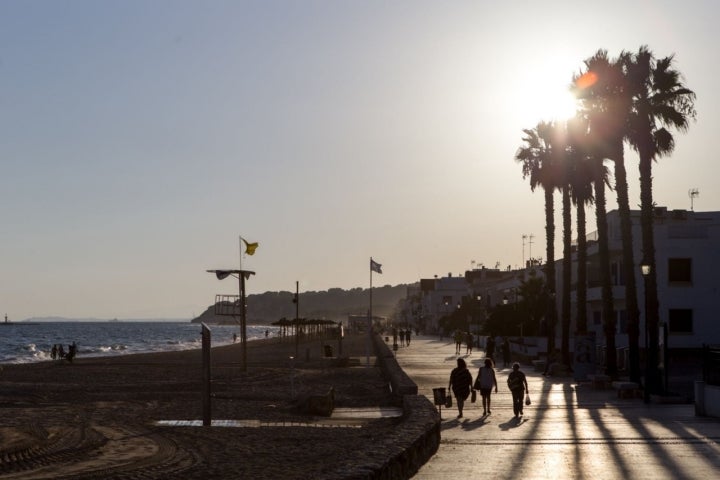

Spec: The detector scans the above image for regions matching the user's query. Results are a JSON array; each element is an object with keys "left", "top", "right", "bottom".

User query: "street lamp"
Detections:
[{"left": 641, "top": 259, "right": 652, "bottom": 403}]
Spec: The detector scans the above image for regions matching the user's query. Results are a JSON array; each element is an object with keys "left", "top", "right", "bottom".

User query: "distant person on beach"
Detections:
[
  {"left": 265, "top": 330, "right": 269, "bottom": 338},
  {"left": 233, "top": 333, "right": 237, "bottom": 343},
  {"left": 51, "top": 344, "right": 58, "bottom": 360},
  {"left": 58, "top": 344, "right": 66, "bottom": 359},
  {"left": 66, "top": 342, "right": 77, "bottom": 363},
  {"left": 448, "top": 358, "right": 473, "bottom": 418},
  {"left": 474, "top": 358, "right": 498, "bottom": 416},
  {"left": 507, "top": 362, "right": 529, "bottom": 417}
]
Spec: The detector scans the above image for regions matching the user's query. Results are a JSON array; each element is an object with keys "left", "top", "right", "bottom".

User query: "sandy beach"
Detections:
[{"left": 0, "top": 332, "right": 398, "bottom": 479}]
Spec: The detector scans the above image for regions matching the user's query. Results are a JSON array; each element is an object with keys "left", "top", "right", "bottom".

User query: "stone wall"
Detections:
[{"left": 337, "top": 333, "right": 439, "bottom": 479}]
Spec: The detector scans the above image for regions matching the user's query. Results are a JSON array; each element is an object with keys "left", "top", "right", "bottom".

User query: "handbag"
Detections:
[
  {"left": 471, "top": 390, "right": 477, "bottom": 403},
  {"left": 525, "top": 394, "right": 531, "bottom": 406},
  {"left": 445, "top": 395, "right": 452, "bottom": 408}
]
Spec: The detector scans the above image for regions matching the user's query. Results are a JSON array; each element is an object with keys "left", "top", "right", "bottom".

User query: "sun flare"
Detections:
[{"left": 508, "top": 54, "right": 582, "bottom": 127}]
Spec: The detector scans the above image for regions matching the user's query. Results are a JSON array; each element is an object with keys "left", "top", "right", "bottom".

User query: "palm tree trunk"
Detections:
[
  {"left": 544, "top": 186, "right": 557, "bottom": 361},
  {"left": 613, "top": 154, "right": 642, "bottom": 382},
  {"left": 639, "top": 147, "right": 661, "bottom": 394},
  {"left": 594, "top": 161, "right": 617, "bottom": 376},
  {"left": 561, "top": 186, "right": 572, "bottom": 366},
  {"left": 576, "top": 200, "right": 588, "bottom": 334}
]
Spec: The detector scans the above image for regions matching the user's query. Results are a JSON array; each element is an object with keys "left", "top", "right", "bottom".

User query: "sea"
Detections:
[{"left": 0, "top": 322, "right": 277, "bottom": 364}]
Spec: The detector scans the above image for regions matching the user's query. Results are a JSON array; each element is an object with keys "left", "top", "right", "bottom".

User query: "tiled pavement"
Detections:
[{"left": 396, "top": 336, "right": 720, "bottom": 480}]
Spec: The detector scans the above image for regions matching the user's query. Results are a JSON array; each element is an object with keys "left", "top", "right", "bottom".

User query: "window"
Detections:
[
  {"left": 668, "top": 309, "right": 693, "bottom": 334},
  {"left": 668, "top": 258, "right": 692, "bottom": 283}
]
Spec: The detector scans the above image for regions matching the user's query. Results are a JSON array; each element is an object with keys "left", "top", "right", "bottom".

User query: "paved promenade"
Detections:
[{"left": 396, "top": 336, "right": 720, "bottom": 480}]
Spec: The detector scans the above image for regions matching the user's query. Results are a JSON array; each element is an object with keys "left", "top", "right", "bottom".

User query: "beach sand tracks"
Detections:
[{"left": 0, "top": 423, "right": 199, "bottom": 480}]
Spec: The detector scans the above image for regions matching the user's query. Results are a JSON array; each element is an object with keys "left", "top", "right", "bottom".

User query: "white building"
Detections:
[{"left": 563, "top": 207, "right": 720, "bottom": 354}]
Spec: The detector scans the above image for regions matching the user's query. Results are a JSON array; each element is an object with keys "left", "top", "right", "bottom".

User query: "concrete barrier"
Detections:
[
  {"left": 372, "top": 333, "right": 418, "bottom": 396},
  {"left": 695, "top": 381, "right": 720, "bottom": 418}
]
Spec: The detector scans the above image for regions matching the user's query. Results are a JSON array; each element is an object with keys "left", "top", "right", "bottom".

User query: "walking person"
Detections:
[
  {"left": 507, "top": 362, "right": 529, "bottom": 418},
  {"left": 486, "top": 335, "right": 495, "bottom": 360},
  {"left": 474, "top": 358, "right": 498, "bottom": 416},
  {"left": 454, "top": 330, "right": 462, "bottom": 355},
  {"left": 502, "top": 337, "right": 511, "bottom": 368},
  {"left": 448, "top": 358, "right": 473, "bottom": 418},
  {"left": 465, "top": 331, "right": 473, "bottom": 354}
]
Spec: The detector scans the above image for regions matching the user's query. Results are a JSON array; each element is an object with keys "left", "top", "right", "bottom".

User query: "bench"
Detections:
[
  {"left": 588, "top": 374, "right": 611, "bottom": 389},
  {"left": 612, "top": 381, "right": 641, "bottom": 399}
]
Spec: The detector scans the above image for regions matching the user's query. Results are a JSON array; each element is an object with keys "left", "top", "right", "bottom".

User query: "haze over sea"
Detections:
[{"left": 0, "top": 322, "right": 275, "bottom": 364}]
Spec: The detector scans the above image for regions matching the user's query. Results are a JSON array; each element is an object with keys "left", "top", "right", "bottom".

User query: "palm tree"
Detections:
[
  {"left": 516, "top": 122, "right": 560, "bottom": 359},
  {"left": 625, "top": 46, "right": 697, "bottom": 394},
  {"left": 591, "top": 50, "right": 643, "bottom": 383},
  {"left": 555, "top": 122, "right": 573, "bottom": 368},
  {"left": 566, "top": 116, "right": 598, "bottom": 335},
  {"left": 574, "top": 51, "right": 621, "bottom": 376}
]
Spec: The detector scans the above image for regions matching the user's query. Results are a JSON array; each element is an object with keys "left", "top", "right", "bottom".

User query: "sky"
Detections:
[{"left": 1, "top": 1, "right": 718, "bottom": 320}]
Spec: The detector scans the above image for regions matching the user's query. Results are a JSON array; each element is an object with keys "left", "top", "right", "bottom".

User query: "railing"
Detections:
[{"left": 703, "top": 344, "right": 720, "bottom": 386}]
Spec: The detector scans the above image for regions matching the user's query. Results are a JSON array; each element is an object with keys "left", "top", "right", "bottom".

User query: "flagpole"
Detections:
[
  {"left": 367, "top": 257, "right": 373, "bottom": 367},
  {"left": 239, "top": 236, "right": 243, "bottom": 271}
]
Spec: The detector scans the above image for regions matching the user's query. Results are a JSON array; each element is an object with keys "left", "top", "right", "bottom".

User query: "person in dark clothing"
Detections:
[
  {"left": 507, "top": 362, "right": 529, "bottom": 417},
  {"left": 448, "top": 358, "right": 473, "bottom": 418},
  {"left": 486, "top": 336, "right": 496, "bottom": 360},
  {"left": 474, "top": 358, "right": 498, "bottom": 415},
  {"left": 502, "top": 337, "right": 511, "bottom": 367}
]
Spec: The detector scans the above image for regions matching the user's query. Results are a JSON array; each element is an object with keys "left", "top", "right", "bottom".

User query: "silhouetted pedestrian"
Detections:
[
  {"left": 474, "top": 358, "right": 497, "bottom": 416},
  {"left": 502, "top": 337, "right": 511, "bottom": 367},
  {"left": 454, "top": 330, "right": 462, "bottom": 355},
  {"left": 448, "top": 358, "right": 473, "bottom": 418},
  {"left": 486, "top": 336, "right": 495, "bottom": 360},
  {"left": 507, "top": 362, "right": 529, "bottom": 418},
  {"left": 465, "top": 332, "right": 473, "bottom": 354}
]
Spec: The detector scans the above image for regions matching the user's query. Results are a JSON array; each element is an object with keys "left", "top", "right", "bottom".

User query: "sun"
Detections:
[
  {"left": 508, "top": 54, "right": 582, "bottom": 126},
  {"left": 515, "top": 79, "right": 579, "bottom": 126}
]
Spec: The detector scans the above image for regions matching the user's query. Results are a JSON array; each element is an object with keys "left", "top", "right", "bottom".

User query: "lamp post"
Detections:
[
  {"left": 641, "top": 260, "right": 652, "bottom": 403},
  {"left": 292, "top": 281, "right": 299, "bottom": 358},
  {"left": 475, "top": 294, "right": 482, "bottom": 347}
]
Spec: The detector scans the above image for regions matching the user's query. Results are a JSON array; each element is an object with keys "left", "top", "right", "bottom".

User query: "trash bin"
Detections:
[
  {"left": 432, "top": 387, "right": 447, "bottom": 406},
  {"left": 324, "top": 345, "right": 333, "bottom": 357}
]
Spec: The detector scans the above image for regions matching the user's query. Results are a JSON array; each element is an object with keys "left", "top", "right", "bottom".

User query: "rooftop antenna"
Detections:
[
  {"left": 689, "top": 188, "right": 699, "bottom": 211},
  {"left": 522, "top": 234, "right": 534, "bottom": 268}
]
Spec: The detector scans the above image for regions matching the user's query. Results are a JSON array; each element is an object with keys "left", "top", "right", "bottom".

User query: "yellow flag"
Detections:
[{"left": 242, "top": 238, "right": 259, "bottom": 255}]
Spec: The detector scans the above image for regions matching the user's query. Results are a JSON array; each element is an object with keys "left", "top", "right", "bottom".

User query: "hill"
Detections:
[{"left": 191, "top": 283, "right": 415, "bottom": 325}]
